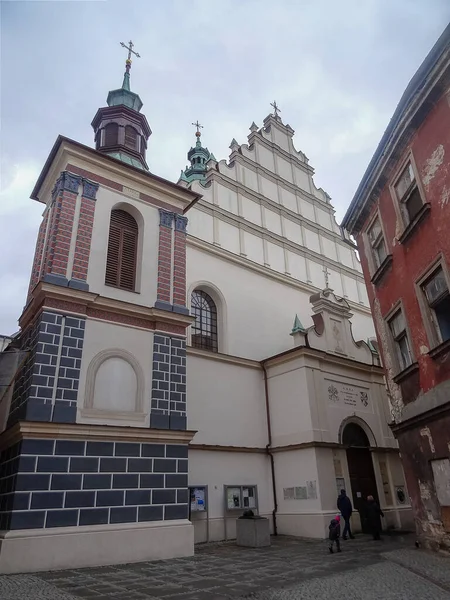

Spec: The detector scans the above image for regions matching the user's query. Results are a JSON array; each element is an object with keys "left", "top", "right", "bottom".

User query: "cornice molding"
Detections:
[
  {"left": 0, "top": 421, "right": 197, "bottom": 451},
  {"left": 20, "top": 282, "right": 194, "bottom": 333},
  {"left": 190, "top": 201, "right": 363, "bottom": 282},
  {"left": 187, "top": 346, "right": 261, "bottom": 369},
  {"left": 33, "top": 138, "right": 200, "bottom": 212},
  {"left": 189, "top": 440, "right": 399, "bottom": 454},
  {"left": 247, "top": 129, "right": 313, "bottom": 175},
  {"left": 209, "top": 150, "right": 331, "bottom": 212},
  {"left": 194, "top": 175, "right": 343, "bottom": 244},
  {"left": 187, "top": 236, "right": 371, "bottom": 315},
  {"left": 263, "top": 344, "right": 385, "bottom": 375}
]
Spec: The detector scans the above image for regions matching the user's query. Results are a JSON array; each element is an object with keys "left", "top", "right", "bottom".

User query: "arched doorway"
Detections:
[{"left": 343, "top": 422, "right": 378, "bottom": 533}]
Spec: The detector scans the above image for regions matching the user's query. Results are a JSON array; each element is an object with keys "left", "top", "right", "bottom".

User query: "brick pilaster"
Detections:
[
  {"left": 42, "top": 172, "right": 82, "bottom": 287},
  {"left": 173, "top": 215, "right": 188, "bottom": 313},
  {"left": 70, "top": 180, "right": 98, "bottom": 289},
  {"left": 155, "top": 210, "right": 174, "bottom": 311},
  {"left": 27, "top": 209, "right": 50, "bottom": 300}
]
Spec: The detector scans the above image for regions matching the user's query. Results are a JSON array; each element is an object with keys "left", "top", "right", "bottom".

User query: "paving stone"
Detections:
[{"left": 2, "top": 534, "right": 449, "bottom": 599}]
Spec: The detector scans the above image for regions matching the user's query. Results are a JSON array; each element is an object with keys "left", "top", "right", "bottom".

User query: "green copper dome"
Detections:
[
  {"left": 181, "top": 128, "right": 213, "bottom": 183},
  {"left": 106, "top": 64, "right": 143, "bottom": 112}
]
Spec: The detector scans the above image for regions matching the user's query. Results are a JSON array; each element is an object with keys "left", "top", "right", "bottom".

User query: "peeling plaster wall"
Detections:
[
  {"left": 396, "top": 414, "right": 450, "bottom": 551},
  {"left": 354, "top": 89, "right": 450, "bottom": 551},
  {"left": 356, "top": 91, "right": 450, "bottom": 399}
]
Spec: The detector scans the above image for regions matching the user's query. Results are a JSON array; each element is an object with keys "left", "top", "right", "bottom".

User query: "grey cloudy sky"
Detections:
[{"left": 1, "top": 0, "right": 449, "bottom": 335}]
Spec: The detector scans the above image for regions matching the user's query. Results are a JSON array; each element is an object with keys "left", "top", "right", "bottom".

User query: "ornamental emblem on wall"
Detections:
[
  {"left": 360, "top": 391, "right": 369, "bottom": 407},
  {"left": 328, "top": 384, "right": 339, "bottom": 402}
]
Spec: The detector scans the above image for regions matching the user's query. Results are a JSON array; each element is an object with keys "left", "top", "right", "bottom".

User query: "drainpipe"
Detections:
[{"left": 262, "top": 361, "right": 278, "bottom": 535}]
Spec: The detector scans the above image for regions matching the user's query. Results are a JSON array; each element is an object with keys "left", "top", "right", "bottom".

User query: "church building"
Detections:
[{"left": 0, "top": 46, "right": 413, "bottom": 573}]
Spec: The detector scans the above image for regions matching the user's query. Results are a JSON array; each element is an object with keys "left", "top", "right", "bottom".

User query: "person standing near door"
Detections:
[
  {"left": 366, "top": 495, "right": 384, "bottom": 540},
  {"left": 337, "top": 489, "right": 355, "bottom": 540}
]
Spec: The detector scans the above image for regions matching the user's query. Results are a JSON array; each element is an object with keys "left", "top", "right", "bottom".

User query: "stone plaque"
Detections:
[
  {"left": 123, "top": 186, "right": 140, "bottom": 199},
  {"left": 326, "top": 380, "right": 371, "bottom": 410},
  {"left": 294, "top": 486, "right": 307, "bottom": 500},
  {"left": 306, "top": 480, "right": 317, "bottom": 500},
  {"left": 379, "top": 460, "right": 393, "bottom": 506}
]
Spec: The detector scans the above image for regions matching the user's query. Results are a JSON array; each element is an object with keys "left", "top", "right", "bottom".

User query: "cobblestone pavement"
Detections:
[{"left": 0, "top": 534, "right": 449, "bottom": 599}]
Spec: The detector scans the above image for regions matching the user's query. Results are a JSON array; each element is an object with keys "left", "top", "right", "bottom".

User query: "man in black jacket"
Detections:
[
  {"left": 337, "top": 489, "right": 355, "bottom": 540},
  {"left": 366, "top": 495, "right": 384, "bottom": 540}
]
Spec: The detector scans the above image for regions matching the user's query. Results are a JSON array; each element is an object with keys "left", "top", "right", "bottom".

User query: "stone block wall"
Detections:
[
  {"left": 8, "top": 311, "right": 84, "bottom": 426},
  {"left": 0, "top": 438, "right": 189, "bottom": 530},
  {"left": 150, "top": 334, "right": 187, "bottom": 430}
]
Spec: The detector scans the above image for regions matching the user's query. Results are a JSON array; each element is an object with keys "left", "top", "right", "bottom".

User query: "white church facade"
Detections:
[{"left": 0, "top": 57, "right": 413, "bottom": 573}]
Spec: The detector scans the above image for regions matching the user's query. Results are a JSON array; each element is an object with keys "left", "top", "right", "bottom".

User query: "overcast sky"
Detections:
[{"left": 1, "top": 0, "right": 449, "bottom": 335}]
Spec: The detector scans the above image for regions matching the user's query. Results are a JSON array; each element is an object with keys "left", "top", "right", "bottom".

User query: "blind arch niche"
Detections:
[{"left": 84, "top": 348, "right": 145, "bottom": 415}]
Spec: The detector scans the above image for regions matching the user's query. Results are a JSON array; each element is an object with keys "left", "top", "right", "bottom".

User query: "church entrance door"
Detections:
[{"left": 343, "top": 423, "right": 378, "bottom": 533}]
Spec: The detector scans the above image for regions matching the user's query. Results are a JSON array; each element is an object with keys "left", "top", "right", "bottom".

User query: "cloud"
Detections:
[
  {"left": 0, "top": 164, "right": 42, "bottom": 334},
  {"left": 0, "top": 0, "right": 449, "bottom": 335}
]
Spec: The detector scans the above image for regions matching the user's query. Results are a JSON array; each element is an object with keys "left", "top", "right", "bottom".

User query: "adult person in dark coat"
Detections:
[
  {"left": 366, "top": 495, "right": 384, "bottom": 540},
  {"left": 337, "top": 489, "right": 354, "bottom": 540}
]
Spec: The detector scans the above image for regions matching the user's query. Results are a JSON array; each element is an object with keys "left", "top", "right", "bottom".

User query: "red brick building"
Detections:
[{"left": 342, "top": 25, "right": 450, "bottom": 550}]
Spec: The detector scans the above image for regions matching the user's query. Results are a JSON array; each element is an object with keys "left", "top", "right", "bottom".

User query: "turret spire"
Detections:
[
  {"left": 178, "top": 121, "right": 213, "bottom": 184},
  {"left": 91, "top": 39, "right": 151, "bottom": 170},
  {"left": 119, "top": 40, "right": 141, "bottom": 91}
]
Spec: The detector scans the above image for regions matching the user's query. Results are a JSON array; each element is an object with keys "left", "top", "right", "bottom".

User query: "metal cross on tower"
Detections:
[
  {"left": 120, "top": 40, "right": 141, "bottom": 61},
  {"left": 192, "top": 120, "right": 203, "bottom": 138},
  {"left": 192, "top": 120, "right": 203, "bottom": 134},
  {"left": 323, "top": 266, "right": 330, "bottom": 289},
  {"left": 270, "top": 100, "right": 281, "bottom": 117}
]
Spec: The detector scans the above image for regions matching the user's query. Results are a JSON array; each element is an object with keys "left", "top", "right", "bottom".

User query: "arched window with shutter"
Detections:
[
  {"left": 124, "top": 126, "right": 138, "bottom": 150},
  {"left": 104, "top": 123, "right": 119, "bottom": 147},
  {"left": 191, "top": 290, "right": 218, "bottom": 352},
  {"left": 105, "top": 209, "right": 138, "bottom": 291}
]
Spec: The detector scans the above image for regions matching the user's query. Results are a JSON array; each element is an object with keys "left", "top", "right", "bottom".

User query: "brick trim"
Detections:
[
  {"left": 28, "top": 210, "right": 50, "bottom": 300},
  {"left": 37, "top": 300, "right": 189, "bottom": 335},
  {"left": 173, "top": 215, "right": 188, "bottom": 309},
  {"left": 70, "top": 194, "right": 97, "bottom": 283},
  {"left": 156, "top": 211, "right": 174, "bottom": 306},
  {"left": 66, "top": 164, "right": 179, "bottom": 212}
]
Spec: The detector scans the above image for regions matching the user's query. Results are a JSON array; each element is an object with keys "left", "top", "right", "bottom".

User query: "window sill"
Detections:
[
  {"left": 105, "top": 283, "right": 140, "bottom": 294},
  {"left": 428, "top": 338, "right": 450, "bottom": 360},
  {"left": 398, "top": 203, "right": 431, "bottom": 244},
  {"left": 392, "top": 361, "right": 419, "bottom": 384},
  {"left": 371, "top": 254, "right": 393, "bottom": 285}
]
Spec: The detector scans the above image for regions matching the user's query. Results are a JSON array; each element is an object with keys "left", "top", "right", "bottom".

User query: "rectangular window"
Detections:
[
  {"left": 393, "top": 161, "right": 424, "bottom": 225},
  {"left": 367, "top": 217, "right": 388, "bottom": 269},
  {"left": 388, "top": 309, "right": 413, "bottom": 371},
  {"left": 421, "top": 267, "right": 450, "bottom": 344}
]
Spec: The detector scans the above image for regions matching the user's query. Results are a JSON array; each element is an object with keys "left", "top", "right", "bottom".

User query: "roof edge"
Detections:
[
  {"left": 342, "top": 24, "right": 450, "bottom": 234},
  {"left": 31, "top": 136, "right": 201, "bottom": 204}
]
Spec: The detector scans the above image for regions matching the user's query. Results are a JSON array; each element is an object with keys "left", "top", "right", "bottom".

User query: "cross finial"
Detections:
[
  {"left": 120, "top": 40, "right": 141, "bottom": 61},
  {"left": 270, "top": 100, "right": 281, "bottom": 117},
  {"left": 192, "top": 120, "right": 203, "bottom": 137},
  {"left": 323, "top": 266, "right": 330, "bottom": 289}
]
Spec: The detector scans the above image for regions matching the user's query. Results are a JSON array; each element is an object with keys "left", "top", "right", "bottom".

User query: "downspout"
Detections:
[{"left": 262, "top": 361, "right": 278, "bottom": 535}]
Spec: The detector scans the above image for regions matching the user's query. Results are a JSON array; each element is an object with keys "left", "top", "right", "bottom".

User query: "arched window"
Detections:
[
  {"left": 124, "top": 126, "right": 138, "bottom": 150},
  {"left": 104, "top": 123, "right": 118, "bottom": 147},
  {"left": 191, "top": 290, "right": 218, "bottom": 352},
  {"left": 105, "top": 209, "right": 138, "bottom": 291}
]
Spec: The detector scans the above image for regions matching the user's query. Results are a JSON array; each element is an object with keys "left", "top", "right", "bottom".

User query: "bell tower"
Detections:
[{"left": 91, "top": 41, "right": 151, "bottom": 170}]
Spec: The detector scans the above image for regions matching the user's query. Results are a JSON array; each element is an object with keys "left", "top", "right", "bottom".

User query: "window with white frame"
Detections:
[
  {"left": 367, "top": 216, "right": 388, "bottom": 270},
  {"left": 393, "top": 161, "right": 424, "bottom": 226},
  {"left": 421, "top": 266, "right": 450, "bottom": 345},
  {"left": 388, "top": 309, "right": 413, "bottom": 372}
]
